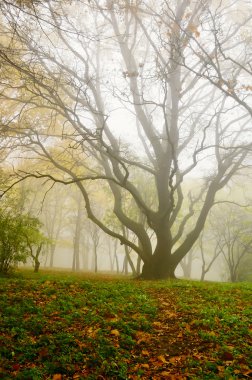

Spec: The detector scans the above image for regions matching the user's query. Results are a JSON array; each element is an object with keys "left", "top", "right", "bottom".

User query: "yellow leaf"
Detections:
[
  {"left": 136, "top": 331, "right": 151, "bottom": 344},
  {"left": 153, "top": 321, "right": 162, "bottom": 328},
  {"left": 233, "top": 369, "right": 241, "bottom": 374},
  {"left": 110, "top": 329, "right": 120, "bottom": 337},
  {"left": 141, "top": 350, "right": 150, "bottom": 356},
  {"left": 184, "top": 323, "right": 191, "bottom": 331},
  {"left": 157, "top": 354, "right": 168, "bottom": 363},
  {"left": 165, "top": 311, "right": 177, "bottom": 318},
  {"left": 108, "top": 317, "right": 119, "bottom": 323}
]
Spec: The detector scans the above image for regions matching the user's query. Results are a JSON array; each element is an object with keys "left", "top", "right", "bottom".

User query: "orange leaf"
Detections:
[
  {"left": 53, "top": 375, "right": 62, "bottom": 380},
  {"left": 141, "top": 363, "right": 149, "bottom": 369}
]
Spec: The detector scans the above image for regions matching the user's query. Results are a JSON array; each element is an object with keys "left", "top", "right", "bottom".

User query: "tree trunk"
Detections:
[
  {"left": 94, "top": 245, "right": 98, "bottom": 273},
  {"left": 49, "top": 243, "right": 56, "bottom": 268},
  {"left": 136, "top": 256, "right": 142, "bottom": 276},
  {"left": 123, "top": 243, "right": 137, "bottom": 276},
  {"left": 72, "top": 196, "right": 82, "bottom": 272},
  {"left": 200, "top": 267, "right": 206, "bottom": 281},
  {"left": 82, "top": 239, "right": 89, "bottom": 270},
  {"left": 33, "top": 244, "right": 43, "bottom": 273},
  {"left": 123, "top": 255, "right": 128, "bottom": 275},
  {"left": 141, "top": 255, "right": 176, "bottom": 279},
  {"left": 180, "top": 250, "right": 194, "bottom": 279},
  {"left": 141, "top": 231, "right": 176, "bottom": 279},
  {"left": 34, "top": 259, "right": 40, "bottom": 273},
  {"left": 230, "top": 269, "right": 237, "bottom": 283},
  {"left": 113, "top": 251, "right": 119, "bottom": 273}
]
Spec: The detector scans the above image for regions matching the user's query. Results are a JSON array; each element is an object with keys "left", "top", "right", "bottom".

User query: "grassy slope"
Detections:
[{"left": 0, "top": 270, "right": 251, "bottom": 380}]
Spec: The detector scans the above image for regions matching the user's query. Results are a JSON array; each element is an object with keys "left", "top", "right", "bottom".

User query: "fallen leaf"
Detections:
[
  {"left": 12, "top": 364, "right": 20, "bottom": 371},
  {"left": 157, "top": 354, "right": 168, "bottom": 363},
  {"left": 141, "top": 363, "right": 149, "bottom": 369},
  {"left": 53, "top": 375, "right": 62, "bottom": 380},
  {"left": 165, "top": 311, "right": 177, "bottom": 318},
  {"left": 110, "top": 329, "right": 120, "bottom": 337},
  {"left": 108, "top": 317, "right": 119, "bottom": 323},
  {"left": 221, "top": 352, "right": 234, "bottom": 361},
  {"left": 141, "top": 350, "right": 150, "bottom": 356},
  {"left": 233, "top": 369, "right": 241, "bottom": 374},
  {"left": 153, "top": 321, "right": 162, "bottom": 328}
]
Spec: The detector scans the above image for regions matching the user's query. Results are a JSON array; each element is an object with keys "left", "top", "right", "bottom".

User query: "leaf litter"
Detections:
[{"left": 0, "top": 272, "right": 251, "bottom": 379}]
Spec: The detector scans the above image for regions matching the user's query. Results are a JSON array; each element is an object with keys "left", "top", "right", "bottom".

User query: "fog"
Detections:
[{"left": 0, "top": 0, "right": 252, "bottom": 281}]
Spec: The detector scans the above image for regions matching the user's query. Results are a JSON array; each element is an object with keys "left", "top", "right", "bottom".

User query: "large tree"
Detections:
[{"left": 0, "top": 0, "right": 252, "bottom": 278}]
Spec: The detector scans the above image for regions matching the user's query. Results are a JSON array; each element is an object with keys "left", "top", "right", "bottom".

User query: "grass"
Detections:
[{"left": 0, "top": 270, "right": 251, "bottom": 379}]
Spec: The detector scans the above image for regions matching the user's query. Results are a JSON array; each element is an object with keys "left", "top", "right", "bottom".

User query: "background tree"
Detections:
[
  {"left": 211, "top": 205, "right": 252, "bottom": 282},
  {"left": 0, "top": 0, "right": 252, "bottom": 278},
  {"left": 22, "top": 218, "right": 49, "bottom": 272},
  {"left": 198, "top": 231, "right": 223, "bottom": 282}
]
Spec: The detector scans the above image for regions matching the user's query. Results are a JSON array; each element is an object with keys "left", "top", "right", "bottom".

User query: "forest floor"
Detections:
[{"left": 0, "top": 270, "right": 251, "bottom": 379}]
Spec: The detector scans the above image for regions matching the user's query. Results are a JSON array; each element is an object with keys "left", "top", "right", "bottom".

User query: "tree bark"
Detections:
[
  {"left": 141, "top": 226, "right": 176, "bottom": 279},
  {"left": 34, "top": 259, "right": 40, "bottom": 273}
]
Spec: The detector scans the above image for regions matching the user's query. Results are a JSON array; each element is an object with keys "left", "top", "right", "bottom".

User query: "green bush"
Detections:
[{"left": 0, "top": 209, "right": 45, "bottom": 274}]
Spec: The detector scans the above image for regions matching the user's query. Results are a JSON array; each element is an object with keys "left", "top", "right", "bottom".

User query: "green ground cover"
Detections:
[{"left": 0, "top": 271, "right": 251, "bottom": 379}]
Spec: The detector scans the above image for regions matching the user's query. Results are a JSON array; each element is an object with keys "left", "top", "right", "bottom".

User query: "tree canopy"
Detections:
[{"left": 0, "top": 0, "right": 251, "bottom": 278}]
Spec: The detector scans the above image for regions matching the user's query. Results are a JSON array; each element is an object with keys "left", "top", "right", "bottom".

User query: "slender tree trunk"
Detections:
[
  {"left": 123, "top": 255, "right": 128, "bottom": 275},
  {"left": 94, "top": 245, "right": 98, "bottom": 273},
  {"left": 113, "top": 251, "right": 119, "bottom": 273},
  {"left": 180, "top": 250, "right": 194, "bottom": 279},
  {"left": 82, "top": 238, "right": 89, "bottom": 270},
  {"left": 49, "top": 243, "right": 56, "bottom": 268},
  {"left": 123, "top": 245, "right": 136, "bottom": 275},
  {"left": 34, "top": 259, "right": 40, "bottom": 273},
  {"left": 111, "top": 239, "right": 119, "bottom": 273},
  {"left": 122, "top": 227, "right": 137, "bottom": 276},
  {"left": 200, "top": 267, "right": 206, "bottom": 281},
  {"left": 229, "top": 267, "right": 237, "bottom": 282},
  {"left": 72, "top": 195, "right": 82, "bottom": 272},
  {"left": 108, "top": 240, "right": 114, "bottom": 272},
  {"left": 136, "top": 256, "right": 142, "bottom": 276},
  {"left": 33, "top": 244, "right": 43, "bottom": 273}
]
